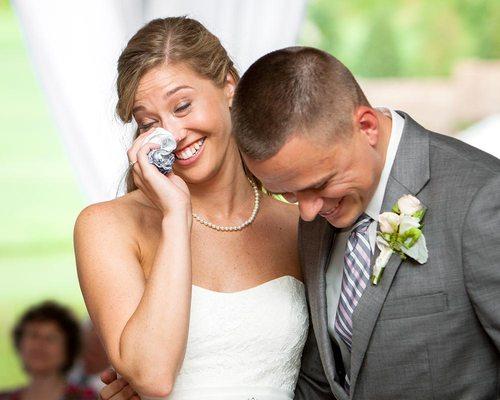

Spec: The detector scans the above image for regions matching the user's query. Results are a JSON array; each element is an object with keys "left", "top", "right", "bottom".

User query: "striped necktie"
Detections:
[{"left": 334, "top": 213, "right": 373, "bottom": 351}]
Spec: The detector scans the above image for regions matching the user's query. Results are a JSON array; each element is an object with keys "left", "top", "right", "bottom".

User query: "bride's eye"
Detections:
[
  {"left": 174, "top": 101, "right": 191, "bottom": 115},
  {"left": 139, "top": 122, "right": 155, "bottom": 131}
]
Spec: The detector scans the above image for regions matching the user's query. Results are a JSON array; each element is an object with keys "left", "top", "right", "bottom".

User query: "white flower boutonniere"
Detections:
[{"left": 371, "top": 194, "right": 428, "bottom": 285}]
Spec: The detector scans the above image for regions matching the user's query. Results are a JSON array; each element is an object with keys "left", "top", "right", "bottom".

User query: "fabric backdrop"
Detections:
[{"left": 13, "top": 0, "right": 307, "bottom": 203}]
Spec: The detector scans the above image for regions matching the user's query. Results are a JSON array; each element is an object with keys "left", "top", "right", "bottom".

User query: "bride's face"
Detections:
[{"left": 132, "top": 62, "right": 236, "bottom": 184}]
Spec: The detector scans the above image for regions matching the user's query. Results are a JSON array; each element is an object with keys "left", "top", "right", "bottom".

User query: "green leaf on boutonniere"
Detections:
[
  {"left": 412, "top": 208, "right": 426, "bottom": 222},
  {"left": 373, "top": 194, "right": 429, "bottom": 285},
  {"left": 389, "top": 233, "right": 401, "bottom": 250},
  {"left": 400, "top": 227, "right": 422, "bottom": 248},
  {"left": 379, "top": 232, "right": 392, "bottom": 243}
]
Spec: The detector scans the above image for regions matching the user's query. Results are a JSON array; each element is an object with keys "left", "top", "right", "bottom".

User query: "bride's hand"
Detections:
[
  {"left": 128, "top": 131, "right": 191, "bottom": 218},
  {"left": 99, "top": 369, "right": 139, "bottom": 400}
]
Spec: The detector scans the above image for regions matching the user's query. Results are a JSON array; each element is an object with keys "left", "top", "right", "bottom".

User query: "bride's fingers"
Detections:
[
  {"left": 132, "top": 172, "right": 147, "bottom": 194},
  {"left": 99, "top": 378, "right": 128, "bottom": 400},
  {"left": 127, "top": 129, "right": 156, "bottom": 163},
  {"left": 134, "top": 142, "right": 185, "bottom": 204},
  {"left": 136, "top": 142, "right": 160, "bottom": 165},
  {"left": 131, "top": 145, "right": 161, "bottom": 189},
  {"left": 100, "top": 368, "right": 117, "bottom": 384},
  {"left": 136, "top": 142, "right": 166, "bottom": 181},
  {"left": 131, "top": 162, "right": 145, "bottom": 189},
  {"left": 109, "top": 384, "right": 136, "bottom": 400},
  {"left": 132, "top": 158, "right": 167, "bottom": 198}
]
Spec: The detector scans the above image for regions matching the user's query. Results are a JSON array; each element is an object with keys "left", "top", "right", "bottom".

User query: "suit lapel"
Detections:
[
  {"left": 349, "top": 112, "right": 431, "bottom": 395},
  {"left": 299, "top": 217, "right": 348, "bottom": 400}
]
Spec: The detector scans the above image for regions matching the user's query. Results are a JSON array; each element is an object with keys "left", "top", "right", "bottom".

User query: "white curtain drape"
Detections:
[
  {"left": 457, "top": 114, "right": 500, "bottom": 159},
  {"left": 13, "top": 0, "right": 307, "bottom": 203}
]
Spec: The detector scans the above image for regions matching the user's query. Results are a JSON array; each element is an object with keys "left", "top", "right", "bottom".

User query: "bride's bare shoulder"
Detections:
[{"left": 74, "top": 190, "right": 154, "bottom": 236}]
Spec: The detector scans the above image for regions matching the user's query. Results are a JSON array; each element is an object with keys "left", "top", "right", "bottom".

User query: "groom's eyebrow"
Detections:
[{"left": 295, "top": 171, "right": 336, "bottom": 193}]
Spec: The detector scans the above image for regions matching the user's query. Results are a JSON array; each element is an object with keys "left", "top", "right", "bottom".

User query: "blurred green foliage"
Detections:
[
  {"left": 301, "top": 0, "right": 500, "bottom": 77},
  {"left": 0, "top": 4, "right": 86, "bottom": 389}
]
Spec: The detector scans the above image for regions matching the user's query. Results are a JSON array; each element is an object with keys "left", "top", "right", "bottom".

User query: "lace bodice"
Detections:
[{"left": 143, "top": 275, "right": 309, "bottom": 400}]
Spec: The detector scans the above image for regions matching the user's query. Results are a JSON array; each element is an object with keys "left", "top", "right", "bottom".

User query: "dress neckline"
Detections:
[{"left": 192, "top": 275, "right": 303, "bottom": 295}]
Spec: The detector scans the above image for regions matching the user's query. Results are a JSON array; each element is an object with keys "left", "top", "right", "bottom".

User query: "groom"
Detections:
[{"left": 231, "top": 47, "right": 500, "bottom": 399}]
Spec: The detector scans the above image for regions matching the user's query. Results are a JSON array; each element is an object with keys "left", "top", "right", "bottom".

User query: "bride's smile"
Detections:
[{"left": 75, "top": 16, "right": 304, "bottom": 400}]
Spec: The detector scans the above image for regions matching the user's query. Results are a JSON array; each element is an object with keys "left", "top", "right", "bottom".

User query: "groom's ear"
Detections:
[
  {"left": 355, "top": 106, "right": 380, "bottom": 146},
  {"left": 225, "top": 73, "right": 237, "bottom": 107}
]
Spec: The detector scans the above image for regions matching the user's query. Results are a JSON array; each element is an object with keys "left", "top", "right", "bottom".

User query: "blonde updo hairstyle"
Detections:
[{"left": 116, "top": 17, "right": 240, "bottom": 193}]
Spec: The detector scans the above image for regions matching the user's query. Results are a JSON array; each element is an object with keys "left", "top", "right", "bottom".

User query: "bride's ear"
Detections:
[{"left": 225, "top": 72, "right": 236, "bottom": 108}]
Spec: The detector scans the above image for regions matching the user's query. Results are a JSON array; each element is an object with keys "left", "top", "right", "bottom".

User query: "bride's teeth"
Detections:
[{"left": 175, "top": 137, "right": 205, "bottom": 160}]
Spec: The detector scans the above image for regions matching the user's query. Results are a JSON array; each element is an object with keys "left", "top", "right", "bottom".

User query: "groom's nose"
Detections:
[{"left": 296, "top": 191, "right": 324, "bottom": 221}]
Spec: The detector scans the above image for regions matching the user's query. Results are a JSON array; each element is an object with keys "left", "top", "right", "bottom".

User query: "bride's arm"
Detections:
[{"left": 75, "top": 203, "right": 191, "bottom": 398}]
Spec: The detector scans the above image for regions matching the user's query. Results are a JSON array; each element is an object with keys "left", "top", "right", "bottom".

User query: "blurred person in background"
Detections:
[
  {"left": 0, "top": 301, "right": 97, "bottom": 400},
  {"left": 68, "top": 320, "right": 109, "bottom": 393}
]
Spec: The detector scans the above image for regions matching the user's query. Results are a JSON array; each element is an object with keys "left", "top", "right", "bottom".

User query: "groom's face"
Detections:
[{"left": 244, "top": 113, "right": 383, "bottom": 228}]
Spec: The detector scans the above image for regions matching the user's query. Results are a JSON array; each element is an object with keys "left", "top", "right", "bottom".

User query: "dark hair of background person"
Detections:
[
  {"left": 12, "top": 300, "right": 82, "bottom": 374},
  {"left": 232, "top": 46, "right": 371, "bottom": 161}
]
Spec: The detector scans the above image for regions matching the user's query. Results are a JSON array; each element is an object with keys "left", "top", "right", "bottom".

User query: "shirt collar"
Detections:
[{"left": 364, "top": 108, "right": 405, "bottom": 221}]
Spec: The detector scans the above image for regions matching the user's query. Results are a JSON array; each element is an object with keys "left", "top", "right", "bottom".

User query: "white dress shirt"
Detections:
[{"left": 325, "top": 108, "right": 405, "bottom": 375}]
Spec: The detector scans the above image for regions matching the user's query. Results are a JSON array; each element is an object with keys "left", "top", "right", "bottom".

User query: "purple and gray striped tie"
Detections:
[{"left": 334, "top": 213, "right": 373, "bottom": 351}]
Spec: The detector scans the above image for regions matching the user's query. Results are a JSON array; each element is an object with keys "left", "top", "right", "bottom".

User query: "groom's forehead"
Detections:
[
  {"left": 244, "top": 142, "right": 335, "bottom": 192},
  {"left": 244, "top": 155, "right": 297, "bottom": 190}
]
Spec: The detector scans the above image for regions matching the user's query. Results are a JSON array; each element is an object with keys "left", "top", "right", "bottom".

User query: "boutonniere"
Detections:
[{"left": 371, "top": 194, "right": 428, "bottom": 285}]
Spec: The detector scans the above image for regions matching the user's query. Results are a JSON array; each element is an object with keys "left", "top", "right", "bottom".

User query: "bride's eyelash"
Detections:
[
  {"left": 175, "top": 102, "right": 191, "bottom": 113},
  {"left": 137, "top": 101, "right": 191, "bottom": 130},
  {"left": 139, "top": 122, "right": 155, "bottom": 131}
]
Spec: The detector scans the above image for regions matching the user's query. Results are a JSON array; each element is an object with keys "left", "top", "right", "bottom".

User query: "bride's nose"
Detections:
[
  {"left": 173, "top": 129, "right": 188, "bottom": 144},
  {"left": 161, "top": 123, "right": 187, "bottom": 144}
]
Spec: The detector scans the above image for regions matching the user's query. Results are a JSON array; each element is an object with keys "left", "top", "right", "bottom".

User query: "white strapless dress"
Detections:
[{"left": 142, "top": 275, "right": 308, "bottom": 400}]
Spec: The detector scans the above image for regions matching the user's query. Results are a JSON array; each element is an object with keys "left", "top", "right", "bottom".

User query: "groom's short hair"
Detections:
[{"left": 232, "top": 46, "right": 370, "bottom": 160}]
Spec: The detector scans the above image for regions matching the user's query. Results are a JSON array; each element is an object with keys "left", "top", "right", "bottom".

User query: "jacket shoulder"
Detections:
[{"left": 427, "top": 130, "right": 500, "bottom": 177}]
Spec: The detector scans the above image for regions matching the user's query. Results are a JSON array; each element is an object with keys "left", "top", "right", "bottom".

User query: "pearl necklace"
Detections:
[{"left": 192, "top": 180, "right": 260, "bottom": 232}]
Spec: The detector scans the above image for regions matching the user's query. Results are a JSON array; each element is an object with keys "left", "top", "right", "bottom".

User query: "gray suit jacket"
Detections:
[{"left": 294, "top": 112, "right": 500, "bottom": 400}]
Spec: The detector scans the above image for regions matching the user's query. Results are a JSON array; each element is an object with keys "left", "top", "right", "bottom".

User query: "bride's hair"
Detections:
[{"left": 116, "top": 16, "right": 241, "bottom": 193}]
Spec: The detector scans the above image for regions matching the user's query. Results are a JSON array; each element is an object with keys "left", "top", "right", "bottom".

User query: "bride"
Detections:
[{"left": 74, "top": 17, "right": 308, "bottom": 400}]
